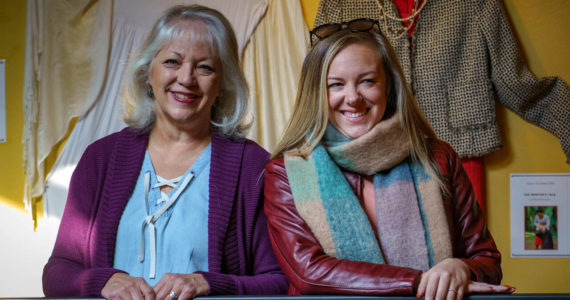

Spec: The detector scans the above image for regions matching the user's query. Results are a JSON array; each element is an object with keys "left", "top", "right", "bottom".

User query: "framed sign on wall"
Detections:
[
  {"left": 510, "top": 173, "right": 570, "bottom": 257},
  {"left": 0, "top": 59, "right": 6, "bottom": 143}
]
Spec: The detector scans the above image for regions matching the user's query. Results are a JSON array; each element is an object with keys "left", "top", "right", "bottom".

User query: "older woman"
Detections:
[
  {"left": 264, "top": 19, "right": 513, "bottom": 300},
  {"left": 43, "top": 5, "right": 287, "bottom": 299}
]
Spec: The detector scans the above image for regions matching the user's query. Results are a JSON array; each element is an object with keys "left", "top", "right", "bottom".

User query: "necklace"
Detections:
[{"left": 376, "top": 0, "right": 428, "bottom": 39}]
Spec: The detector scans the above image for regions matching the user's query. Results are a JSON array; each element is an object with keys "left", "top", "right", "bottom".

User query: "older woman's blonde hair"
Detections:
[
  {"left": 121, "top": 5, "right": 249, "bottom": 137},
  {"left": 272, "top": 29, "right": 446, "bottom": 191}
]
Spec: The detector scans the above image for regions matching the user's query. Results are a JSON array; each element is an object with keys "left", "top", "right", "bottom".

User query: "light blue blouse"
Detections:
[{"left": 114, "top": 144, "right": 211, "bottom": 285}]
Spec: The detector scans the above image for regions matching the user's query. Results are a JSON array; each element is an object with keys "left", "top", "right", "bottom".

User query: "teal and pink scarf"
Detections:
[{"left": 284, "top": 115, "right": 452, "bottom": 271}]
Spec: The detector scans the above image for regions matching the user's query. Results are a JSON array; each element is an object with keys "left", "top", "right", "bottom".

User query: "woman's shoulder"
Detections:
[
  {"left": 242, "top": 138, "right": 270, "bottom": 170},
  {"left": 81, "top": 127, "right": 147, "bottom": 163},
  {"left": 265, "top": 157, "right": 286, "bottom": 173},
  {"left": 243, "top": 138, "right": 270, "bottom": 158},
  {"left": 87, "top": 127, "right": 145, "bottom": 150},
  {"left": 213, "top": 133, "right": 268, "bottom": 157},
  {"left": 426, "top": 138, "right": 463, "bottom": 174},
  {"left": 427, "top": 138, "right": 461, "bottom": 160},
  {"left": 72, "top": 127, "right": 147, "bottom": 188},
  {"left": 427, "top": 138, "right": 455, "bottom": 154},
  {"left": 212, "top": 133, "right": 270, "bottom": 174}
]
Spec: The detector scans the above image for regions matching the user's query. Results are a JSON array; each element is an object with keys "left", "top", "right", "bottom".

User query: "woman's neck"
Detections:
[{"left": 147, "top": 123, "right": 212, "bottom": 180}]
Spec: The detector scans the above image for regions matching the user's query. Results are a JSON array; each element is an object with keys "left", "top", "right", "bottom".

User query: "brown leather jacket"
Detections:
[{"left": 264, "top": 139, "right": 502, "bottom": 295}]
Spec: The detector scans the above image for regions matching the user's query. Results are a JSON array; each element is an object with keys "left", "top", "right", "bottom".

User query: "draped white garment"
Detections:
[
  {"left": 244, "top": 0, "right": 309, "bottom": 149},
  {"left": 23, "top": 0, "right": 308, "bottom": 219},
  {"left": 23, "top": 0, "right": 114, "bottom": 210}
]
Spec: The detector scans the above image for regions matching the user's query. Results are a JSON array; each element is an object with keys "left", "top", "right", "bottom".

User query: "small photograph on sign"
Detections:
[
  {"left": 524, "top": 206, "right": 558, "bottom": 250},
  {"left": 510, "top": 173, "right": 569, "bottom": 257}
]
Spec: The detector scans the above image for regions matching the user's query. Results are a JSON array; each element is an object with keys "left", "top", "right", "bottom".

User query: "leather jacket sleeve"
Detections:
[
  {"left": 431, "top": 140, "right": 502, "bottom": 284},
  {"left": 264, "top": 158, "right": 422, "bottom": 295}
]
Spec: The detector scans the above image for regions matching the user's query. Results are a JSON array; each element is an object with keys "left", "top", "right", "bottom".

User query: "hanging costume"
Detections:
[
  {"left": 313, "top": 0, "right": 570, "bottom": 211},
  {"left": 314, "top": 0, "right": 570, "bottom": 160}
]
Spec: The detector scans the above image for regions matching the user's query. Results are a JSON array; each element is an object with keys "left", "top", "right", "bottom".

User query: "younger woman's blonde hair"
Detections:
[{"left": 272, "top": 29, "right": 447, "bottom": 192}]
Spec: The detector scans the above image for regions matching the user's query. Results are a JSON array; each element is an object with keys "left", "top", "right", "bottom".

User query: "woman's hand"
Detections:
[
  {"left": 101, "top": 272, "right": 155, "bottom": 300},
  {"left": 416, "top": 258, "right": 470, "bottom": 300},
  {"left": 153, "top": 273, "right": 209, "bottom": 300},
  {"left": 467, "top": 280, "right": 515, "bottom": 294}
]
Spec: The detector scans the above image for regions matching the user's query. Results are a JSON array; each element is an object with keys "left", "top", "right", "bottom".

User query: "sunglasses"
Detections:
[{"left": 309, "top": 18, "right": 381, "bottom": 46}]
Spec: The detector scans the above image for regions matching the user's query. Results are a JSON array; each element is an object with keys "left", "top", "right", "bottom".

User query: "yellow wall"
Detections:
[
  {"left": 0, "top": 0, "right": 26, "bottom": 211},
  {"left": 299, "top": 0, "right": 570, "bottom": 293},
  {"left": 0, "top": 0, "right": 568, "bottom": 294},
  {"left": 486, "top": 0, "right": 570, "bottom": 292}
]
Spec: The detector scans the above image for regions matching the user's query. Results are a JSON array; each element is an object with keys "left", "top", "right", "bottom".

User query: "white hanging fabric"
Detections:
[
  {"left": 35, "top": 0, "right": 268, "bottom": 219},
  {"left": 23, "top": 0, "right": 113, "bottom": 210},
  {"left": 242, "top": 0, "right": 310, "bottom": 151}
]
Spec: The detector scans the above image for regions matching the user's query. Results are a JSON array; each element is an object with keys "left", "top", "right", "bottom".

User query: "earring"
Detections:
[{"left": 146, "top": 86, "right": 154, "bottom": 98}]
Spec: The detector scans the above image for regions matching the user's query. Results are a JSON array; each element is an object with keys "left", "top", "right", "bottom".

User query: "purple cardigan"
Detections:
[{"left": 43, "top": 127, "right": 288, "bottom": 297}]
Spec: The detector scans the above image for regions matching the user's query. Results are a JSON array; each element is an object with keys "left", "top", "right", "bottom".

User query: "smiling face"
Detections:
[
  {"left": 326, "top": 41, "right": 387, "bottom": 139},
  {"left": 148, "top": 23, "right": 222, "bottom": 132}
]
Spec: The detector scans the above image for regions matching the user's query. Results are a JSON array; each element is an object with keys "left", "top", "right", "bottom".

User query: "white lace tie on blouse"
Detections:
[{"left": 139, "top": 172, "right": 194, "bottom": 278}]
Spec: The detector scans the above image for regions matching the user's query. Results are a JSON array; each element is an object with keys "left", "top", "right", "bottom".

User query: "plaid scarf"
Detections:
[{"left": 284, "top": 115, "right": 452, "bottom": 270}]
